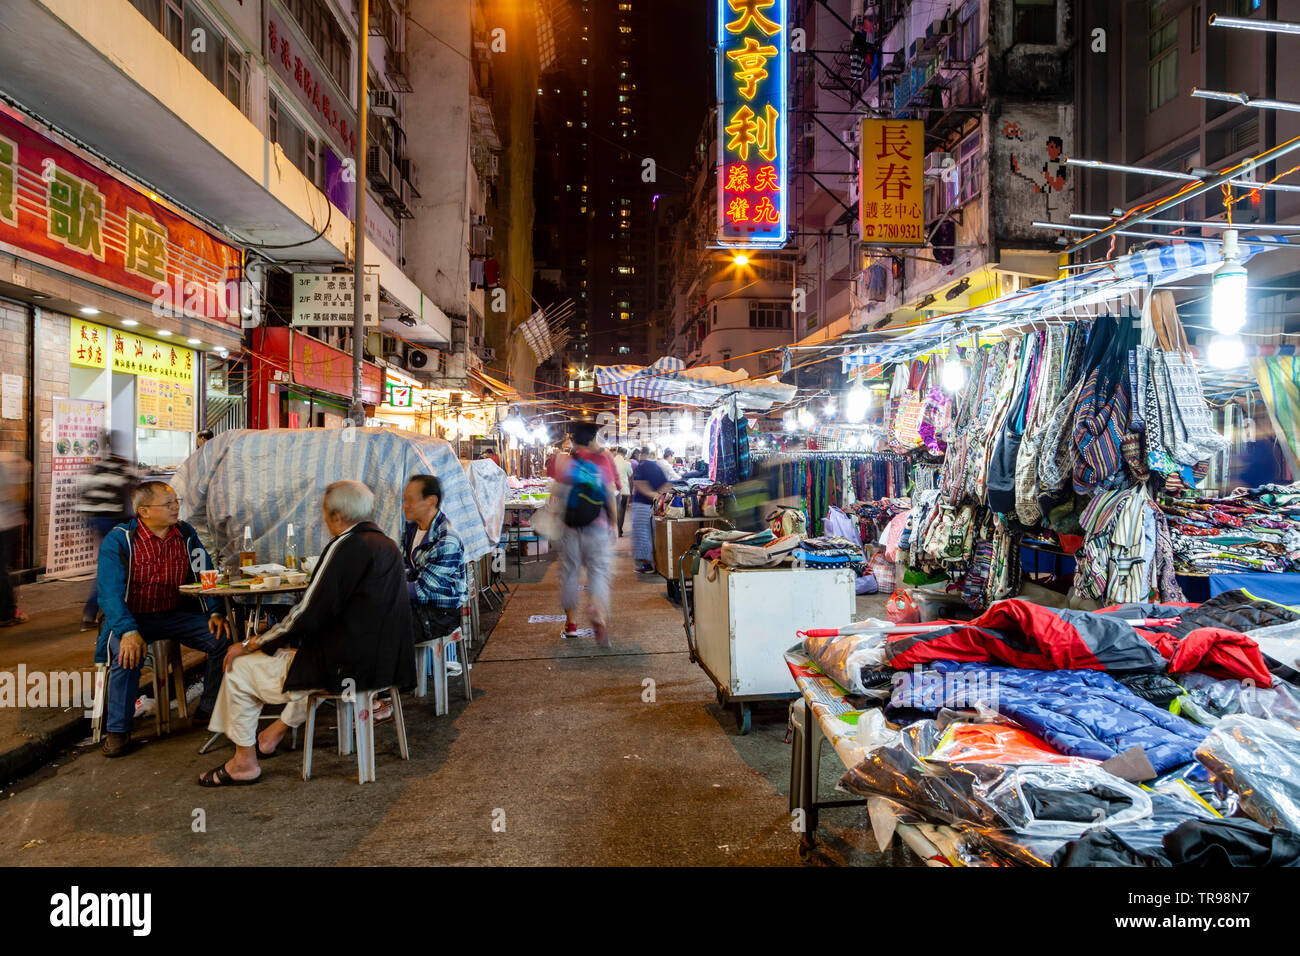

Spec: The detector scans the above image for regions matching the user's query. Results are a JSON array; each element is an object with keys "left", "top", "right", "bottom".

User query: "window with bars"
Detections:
[{"left": 1148, "top": 1, "right": 1178, "bottom": 112}]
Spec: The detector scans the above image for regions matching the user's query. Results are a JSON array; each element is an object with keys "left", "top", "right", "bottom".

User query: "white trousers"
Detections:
[
  {"left": 207, "top": 649, "right": 312, "bottom": 747},
  {"left": 559, "top": 523, "right": 612, "bottom": 619}
]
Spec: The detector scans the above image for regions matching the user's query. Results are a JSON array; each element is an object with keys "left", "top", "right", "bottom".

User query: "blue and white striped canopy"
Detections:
[
  {"left": 172, "top": 427, "right": 493, "bottom": 566},
  {"left": 842, "top": 235, "right": 1294, "bottom": 368},
  {"left": 595, "top": 356, "right": 796, "bottom": 410}
]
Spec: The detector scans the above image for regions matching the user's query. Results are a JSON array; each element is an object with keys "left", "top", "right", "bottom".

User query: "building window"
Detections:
[
  {"left": 749, "top": 300, "right": 791, "bottom": 329},
  {"left": 1012, "top": 0, "right": 1055, "bottom": 45},
  {"left": 1235, "top": 0, "right": 1261, "bottom": 13},
  {"left": 284, "top": 0, "right": 351, "bottom": 92},
  {"left": 958, "top": 129, "right": 981, "bottom": 205},
  {"left": 955, "top": 0, "right": 980, "bottom": 61},
  {"left": 1148, "top": 1, "right": 1178, "bottom": 113},
  {"left": 1191, "top": 4, "right": 1201, "bottom": 51},
  {"left": 720, "top": 349, "right": 732, "bottom": 369},
  {"left": 270, "top": 94, "right": 323, "bottom": 187},
  {"left": 165, "top": 0, "right": 184, "bottom": 50}
]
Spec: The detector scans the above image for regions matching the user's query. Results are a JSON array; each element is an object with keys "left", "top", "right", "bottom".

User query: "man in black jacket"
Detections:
[{"left": 198, "top": 479, "right": 414, "bottom": 786}]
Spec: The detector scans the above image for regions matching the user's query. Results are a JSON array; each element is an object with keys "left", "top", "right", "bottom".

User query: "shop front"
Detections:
[
  {"left": 0, "top": 104, "right": 242, "bottom": 574},
  {"left": 248, "top": 327, "right": 384, "bottom": 429}
]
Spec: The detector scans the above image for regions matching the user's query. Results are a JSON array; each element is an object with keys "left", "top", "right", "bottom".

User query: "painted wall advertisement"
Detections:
[
  {"left": 993, "top": 104, "right": 1075, "bottom": 242},
  {"left": 717, "top": 0, "right": 788, "bottom": 247},
  {"left": 45, "top": 398, "right": 105, "bottom": 579},
  {"left": 859, "top": 119, "right": 924, "bottom": 245}
]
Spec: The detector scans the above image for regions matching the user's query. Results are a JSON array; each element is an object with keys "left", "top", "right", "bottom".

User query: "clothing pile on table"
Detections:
[
  {"left": 792, "top": 536, "right": 867, "bottom": 574},
  {"left": 797, "top": 591, "right": 1300, "bottom": 866},
  {"left": 1160, "top": 482, "right": 1300, "bottom": 574},
  {"left": 506, "top": 477, "right": 549, "bottom": 504}
]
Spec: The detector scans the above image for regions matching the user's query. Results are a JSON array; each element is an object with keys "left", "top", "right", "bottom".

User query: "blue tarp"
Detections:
[{"left": 1208, "top": 572, "right": 1300, "bottom": 607}]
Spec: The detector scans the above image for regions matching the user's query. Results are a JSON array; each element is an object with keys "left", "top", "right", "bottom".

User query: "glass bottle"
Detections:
[
  {"left": 284, "top": 522, "right": 298, "bottom": 570},
  {"left": 239, "top": 525, "right": 257, "bottom": 567}
]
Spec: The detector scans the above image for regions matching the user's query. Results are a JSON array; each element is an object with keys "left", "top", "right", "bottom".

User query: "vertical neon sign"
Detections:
[{"left": 717, "top": 0, "right": 787, "bottom": 248}]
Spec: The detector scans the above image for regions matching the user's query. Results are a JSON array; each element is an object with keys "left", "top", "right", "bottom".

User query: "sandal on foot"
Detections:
[
  {"left": 255, "top": 741, "right": 284, "bottom": 759},
  {"left": 198, "top": 764, "right": 262, "bottom": 787}
]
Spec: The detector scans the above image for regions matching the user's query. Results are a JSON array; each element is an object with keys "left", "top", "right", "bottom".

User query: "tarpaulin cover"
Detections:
[
  {"left": 1194, "top": 714, "right": 1300, "bottom": 831},
  {"left": 464, "top": 457, "right": 507, "bottom": 544},
  {"left": 884, "top": 599, "right": 1169, "bottom": 674},
  {"left": 172, "top": 428, "right": 493, "bottom": 565},
  {"left": 889, "top": 661, "right": 1210, "bottom": 773},
  {"left": 1209, "top": 572, "right": 1300, "bottom": 604}
]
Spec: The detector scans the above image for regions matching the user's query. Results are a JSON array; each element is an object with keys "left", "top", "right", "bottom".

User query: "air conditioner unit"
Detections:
[
  {"left": 405, "top": 346, "right": 429, "bottom": 370},
  {"left": 924, "top": 152, "right": 953, "bottom": 177},
  {"left": 371, "top": 90, "right": 398, "bottom": 118},
  {"left": 936, "top": 15, "right": 956, "bottom": 36},
  {"left": 880, "top": 51, "right": 905, "bottom": 74}
]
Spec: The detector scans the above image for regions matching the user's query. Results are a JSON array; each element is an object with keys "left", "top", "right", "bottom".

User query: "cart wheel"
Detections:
[
  {"left": 736, "top": 703, "right": 751, "bottom": 735},
  {"left": 796, "top": 836, "right": 817, "bottom": 863}
]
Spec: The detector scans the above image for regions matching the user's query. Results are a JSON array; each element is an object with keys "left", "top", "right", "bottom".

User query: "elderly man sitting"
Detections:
[
  {"left": 198, "top": 479, "right": 415, "bottom": 786},
  {"left": 97, "top": 481, "right": 231, "bottom": 758}
]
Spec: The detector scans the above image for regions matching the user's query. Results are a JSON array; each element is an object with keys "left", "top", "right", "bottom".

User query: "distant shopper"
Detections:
[
  {"left": 612, "top": 446, "right": 634, "bottom": 537},
  {"left": 196, "top": 428, "right": 214, "bottom": 448},
  {"left": 657, "top": 447, "right": 681, "bottom": 481},
  {"left": 553, "top": 422, "right": 618, "bottom": 646},
  {"left": 481, "top": 449, "right": 501, "bottom": 467},
  {"left": 546, "top": 435, "right": 574, "bottom": 479},
  {"left": 76, "top": 435, "right": 138, "bottom": 631},
  {"left": 630, "top": 446, "right": 672, "bottom": 574},
  {"left": 0, "top": 451, "right": 29, "bottom": 628}
]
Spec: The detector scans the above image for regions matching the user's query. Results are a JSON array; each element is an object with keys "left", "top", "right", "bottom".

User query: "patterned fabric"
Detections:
[
  {"left": 1145, "top": 350, "right": 1180, "bottom": 474},
  {"left": 631, "top": 501, "right": 654, "bottom": 563},
  {"left": 1037, "top": 379, "right": 1083, "bottom": 493},
  {"left": 128, "top": 524, "right": 189, "bottom": 615},
  {"left": 1072, "top": 370, "right": 1130, "bottom": 495},
  {"left": 1164, "top": 352, "right": 1230, "bottom": 465},
  {"left": 1253, "top": 356, "right": 1300, "bottom": 479}
]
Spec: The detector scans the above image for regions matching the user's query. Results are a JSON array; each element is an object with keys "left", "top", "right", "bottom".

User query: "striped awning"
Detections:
[
  {"left": 842, "top": 236, "right": 1295, "bottom": 368},
  {"left": 594, "top": 356, "right": 796, "bottom": 410}
]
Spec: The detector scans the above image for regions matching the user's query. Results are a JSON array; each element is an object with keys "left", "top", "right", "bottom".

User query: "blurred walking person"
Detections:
[
  {"left": 77, "top": 433, "right": 137, "bottom": 631},
  {"left": 612, "top": 446, "right": 634, "bottom": 537},
  {"left": 553, "top": 422, "right": 618, "bottom": 647},
  {"left": 0, "top": 451, "right": 28, "bottom": 627},
  {"left": 630, "top": 446, "right": 672, "bottom": 574}
]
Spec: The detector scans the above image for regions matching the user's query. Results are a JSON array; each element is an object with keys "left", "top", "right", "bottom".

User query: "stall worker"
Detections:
[
  {"left": 199, "top": 480, "right": 415, "bottom": 786},
  {"left": 630, "top": 446, "right": 673, "bottom": 574},
  {"left": 97, "top": 482, "right": 231, "bottom": 758}
]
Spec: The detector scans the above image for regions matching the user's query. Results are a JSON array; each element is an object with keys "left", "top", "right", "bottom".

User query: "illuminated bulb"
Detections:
[
  {"left": 824, "top": 398, "right": 837, "bottom": 417},
  {"left": 783, "top": 410, "right": 796, "bottom": 432},
  {"left": 941, "top": 359, "right": 968, "bottom": 394},
  {"left": 1208, "top": 334, "right": 1246, "bottom": 369},
  {"left": 733, "top": 253, "right": 749, "bottom": 266},
  {"left": 797, "top": 408, "right": 815, "bottom": 430},
  {"left": 846, "top": 385, "right": 870, "bottom": 423},
  {"left": 1212, "top": 229, "right": 1248, "bottom": 334}
]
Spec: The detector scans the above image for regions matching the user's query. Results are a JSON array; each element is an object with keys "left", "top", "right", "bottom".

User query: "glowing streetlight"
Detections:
[{"left": 733, "top": 253, "right": 749, "bottom": 266}]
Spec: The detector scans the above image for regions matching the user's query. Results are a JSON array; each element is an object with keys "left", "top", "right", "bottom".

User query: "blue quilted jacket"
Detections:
[{"left": 889, "top": 661, "right": 1210, "bottom": 774}]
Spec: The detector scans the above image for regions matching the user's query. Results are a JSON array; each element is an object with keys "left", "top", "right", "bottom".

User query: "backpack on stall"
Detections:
[
  {"left": 564, "top": 457, "right": 608, "bottom": 528},
  {"left": 766, "top": 505, "right": 807, "bottom": 537}
]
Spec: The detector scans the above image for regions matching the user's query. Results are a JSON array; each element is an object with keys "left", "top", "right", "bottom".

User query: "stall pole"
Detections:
[{"left": 348, "top": 0, "right": 370, "bottom": 428}]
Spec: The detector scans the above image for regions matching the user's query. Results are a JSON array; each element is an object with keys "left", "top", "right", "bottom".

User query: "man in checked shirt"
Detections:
[{"left": 95, "top": 481, "right": 231, "bottom": 758}]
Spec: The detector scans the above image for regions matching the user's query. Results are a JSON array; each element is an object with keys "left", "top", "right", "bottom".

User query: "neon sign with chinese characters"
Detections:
[{"left": 717, "top": 0, "right": 788, "bottom": 248}]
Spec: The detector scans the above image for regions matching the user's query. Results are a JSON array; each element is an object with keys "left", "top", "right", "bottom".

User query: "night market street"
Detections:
[{"left": 0, "top": 540, "right": 900, "bottom": 867}]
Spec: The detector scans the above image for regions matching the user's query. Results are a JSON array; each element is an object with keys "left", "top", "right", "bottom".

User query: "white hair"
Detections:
[{"left": 323, "top": 480, "right": 374, "bottom": 523}]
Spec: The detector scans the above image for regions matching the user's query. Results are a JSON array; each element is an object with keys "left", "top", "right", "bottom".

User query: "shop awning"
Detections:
[
  {"left": 468, "top": 367, "right": 521, "bottom": 402},
  {"left": 842, "top": 236, "right": 1297, "bottom": 367},
  {"left": 595, "top": 356, "right": 797, "bottom": 411}
]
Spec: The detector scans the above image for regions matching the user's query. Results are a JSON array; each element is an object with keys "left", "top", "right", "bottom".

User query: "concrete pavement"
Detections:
[{"left": 0, "top": 536, "right": 910, "bottom": 866}]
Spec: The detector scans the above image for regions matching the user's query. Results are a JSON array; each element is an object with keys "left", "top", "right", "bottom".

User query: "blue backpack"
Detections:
[{"left": 565, "top": 457, "right": 607, "bottom": 528}]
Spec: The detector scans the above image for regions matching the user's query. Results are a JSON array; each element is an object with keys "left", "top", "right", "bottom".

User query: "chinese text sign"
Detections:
[{"left": 859, "top": 119, "right": 924, "bottom": 245}]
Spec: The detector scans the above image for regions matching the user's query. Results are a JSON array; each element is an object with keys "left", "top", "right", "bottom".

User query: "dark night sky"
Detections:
[{"left": 646, "top": 0, "right": 714, "bottom": 191}]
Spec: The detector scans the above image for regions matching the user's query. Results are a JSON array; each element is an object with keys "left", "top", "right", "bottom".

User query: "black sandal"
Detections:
[
  {"left": 198, "top": 764, "right": 262, "bottom": 787},
  {"left": 256, "top": 741, "right": 284, "bottom": 759}
]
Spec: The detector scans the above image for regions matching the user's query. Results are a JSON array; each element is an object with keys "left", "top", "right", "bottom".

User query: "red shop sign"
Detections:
[
  {"left": 0, "top": 106, "right": 241, "bottom": 326},
  {"left": 266, "top": 10, "right": 356, "bottom": 155},
  {"left": 255, "top": 327, "right": 383, "bottom": 405}
]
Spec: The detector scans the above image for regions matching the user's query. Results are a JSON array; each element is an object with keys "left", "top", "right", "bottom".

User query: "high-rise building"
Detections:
[{"left": 533, "top": 0, "right": 653, "bottom": 369}]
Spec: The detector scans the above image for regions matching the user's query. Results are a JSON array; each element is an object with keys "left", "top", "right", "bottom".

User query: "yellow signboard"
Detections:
[
  {"left": 859, "top": 119, "right": 925, "bottom": 246},
  {"left": 69, "top": 320, "right": 196, "bottom": 386},
  {"left": 70, "top": 319, "right": 109, "bottom": 369},
  {"left": 137, "top": 375, "right": 195, "bottom": 430},
  {"left": 111, "top": 329, "right": 195, "bottom": 385}
]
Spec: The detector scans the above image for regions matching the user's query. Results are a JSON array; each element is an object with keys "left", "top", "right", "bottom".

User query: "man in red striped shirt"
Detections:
[{"left": 96, "top": 482, "right": 231, "bottom": 758}]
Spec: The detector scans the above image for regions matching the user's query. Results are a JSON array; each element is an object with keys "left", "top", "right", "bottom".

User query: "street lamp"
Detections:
[{"left": 733, "top": 253, "right": 749, "bottom": 266}]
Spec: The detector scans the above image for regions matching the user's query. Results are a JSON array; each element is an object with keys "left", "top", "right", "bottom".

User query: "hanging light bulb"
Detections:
[
  {"left": 797, "top": 407, "right": 815, "bottom": 430},
  {"left": 782, "top": 410, "right": 796, "bottom": 432},
  {"left": 846, "top": 385, "right": 870, "bottom": 423},
  {"left": 941, "top": 357, "right": 968, "bottom": 393},
  {"left": 824, "top": 397, "right": 837, "bottom": 417},
  {"left": 677, "top": 410, "right": 693, "bottom": 432},
  {"left": 1208, "top": 333, "right": 1246, "bottom": 369},
  {"left": 532, "top": 424, "right": 550, "bottom": 444},
  {"left": 1212, "top": 229, "right": 1248, "bottom": 333}
]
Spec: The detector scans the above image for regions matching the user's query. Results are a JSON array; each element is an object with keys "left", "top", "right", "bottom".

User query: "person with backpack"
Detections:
[{"left": 554, "top": 421, "right": 618, "bottom": 647}]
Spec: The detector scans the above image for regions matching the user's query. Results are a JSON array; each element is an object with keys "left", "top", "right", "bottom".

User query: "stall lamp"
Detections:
[
  {"left": 733, "top": 253, "right": 749, "bottom": 266},
  {"left": 1212, "top": 229, "right": 1248, "bottom": 333},
  {"left": 797, "top": 408, "right": 815, "bottom": 430},
  {"left": 121, "top": 319, "right": 138, "bottom": 327},
  {"left": 845, "top": 385, "right": 870, "bottom": 423},
  {"left": 1208, "top": 333, "right": 1247, "bottom": 369},
  {"left": 824, "top": 398, "right": 837, "bottom": 416},
  {"left": 941, "top": 358, "right": 968, "bottom": 394},
  {"left": 782, "top": 410, "right": 796, "bottom": 432},
  {"left": 532, "top": 425, "right": 550, "bottom": 443}
]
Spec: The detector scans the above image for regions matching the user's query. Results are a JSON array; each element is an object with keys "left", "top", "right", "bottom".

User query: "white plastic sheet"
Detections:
[{"left": 464, "top": 457, "right": 507, "bottom": 544}]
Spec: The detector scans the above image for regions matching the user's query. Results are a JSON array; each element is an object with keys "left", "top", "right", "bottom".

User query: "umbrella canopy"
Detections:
[{"left": 595, "top": 356, "right": 796, "bottom": 410}]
